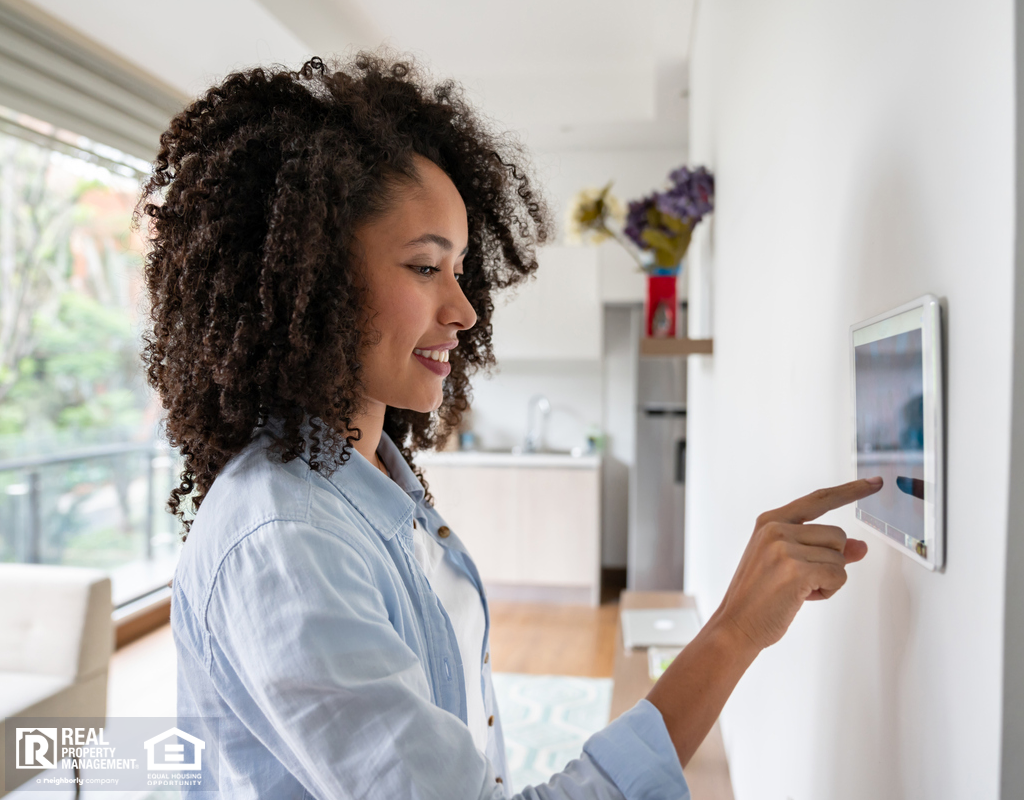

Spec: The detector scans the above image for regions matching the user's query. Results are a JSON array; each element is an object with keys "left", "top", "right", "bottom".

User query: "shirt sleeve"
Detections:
[
  {"left": 202, "top": 519, "right": 689, "bottom": 800},
  {"left": 505, "top": 701, "right": 689, "bottom": 800}
]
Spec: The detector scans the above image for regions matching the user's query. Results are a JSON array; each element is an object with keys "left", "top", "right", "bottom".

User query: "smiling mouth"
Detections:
[
  {"left": 412, "top": 348, "right": 450, "bottom": 363},
  {"left": 412, "top": 348, "right": 452, "bottom": 377}
]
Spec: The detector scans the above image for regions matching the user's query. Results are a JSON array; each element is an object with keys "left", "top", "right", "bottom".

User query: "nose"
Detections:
[{"left": 440, "top": 273, "right": 477, "bottom": 331}]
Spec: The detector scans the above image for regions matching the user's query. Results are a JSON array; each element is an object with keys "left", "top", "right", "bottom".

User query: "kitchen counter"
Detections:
[
  {"left": 415, "top": 450, "right": 601, "bottom": 470},
  {"left": 418, "top": 449, "right": 603, "bottom": 604}
]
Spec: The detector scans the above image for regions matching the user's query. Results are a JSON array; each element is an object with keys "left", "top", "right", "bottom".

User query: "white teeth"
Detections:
[{"left": 414, "top": 348, "right": 452, "bottom": 363}]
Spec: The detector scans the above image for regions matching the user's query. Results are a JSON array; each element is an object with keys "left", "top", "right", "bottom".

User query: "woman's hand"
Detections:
[
  {"left": 647, "top": 477, "right": 881, "bottom": 768},
  {"left": 710, "top": 476, "right": 881, "bottom": 651}
]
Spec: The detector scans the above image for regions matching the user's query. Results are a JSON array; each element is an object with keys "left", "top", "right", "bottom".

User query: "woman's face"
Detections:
[{"left": 353, "top": 155, "right": 477, "bottom": 415}]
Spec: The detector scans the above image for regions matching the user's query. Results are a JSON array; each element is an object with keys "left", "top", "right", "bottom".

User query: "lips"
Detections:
[{"left": 412, "top": 345, "right": 454, "bottom": 377}]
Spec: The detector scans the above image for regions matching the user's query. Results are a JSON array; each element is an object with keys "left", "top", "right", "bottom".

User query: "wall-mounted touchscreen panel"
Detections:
[{"left": 851, "top": 296, "right": 944, "bottom": 571}]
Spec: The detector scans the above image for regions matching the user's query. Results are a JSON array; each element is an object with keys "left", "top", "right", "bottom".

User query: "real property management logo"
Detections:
[
  {"left": 6, "top": 718, "right": 217, "bottom": 794},
  {"left": 15, "top": 728, "right": 57, "bottom": 770},
  {"left": 14, "top": 725, "right": 206, "bottom": 766},
  {"left": 14, "top": 726, "right": 135, "bottom": 772}
]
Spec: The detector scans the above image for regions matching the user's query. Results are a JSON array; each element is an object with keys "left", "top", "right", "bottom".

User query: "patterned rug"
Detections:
[{"left": 491, "top": 672, "right": 614, "bottom": 793}]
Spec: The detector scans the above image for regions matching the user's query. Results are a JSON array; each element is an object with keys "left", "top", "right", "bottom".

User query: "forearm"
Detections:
[
  {"left": 645, "top": 479, "right": 879, "bottom": 769},
  {"left": 644, "top": 610, "right": 760, "bottom": 768}
]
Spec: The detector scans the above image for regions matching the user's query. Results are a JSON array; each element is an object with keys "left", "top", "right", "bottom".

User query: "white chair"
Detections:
[{"left": 0, "top": 564, "right": 113, "bottom": 797}]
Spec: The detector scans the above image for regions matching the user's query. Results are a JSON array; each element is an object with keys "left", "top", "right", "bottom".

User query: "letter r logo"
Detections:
[{"left": 15, "top": 728, "right": 57, "bottom": 769}]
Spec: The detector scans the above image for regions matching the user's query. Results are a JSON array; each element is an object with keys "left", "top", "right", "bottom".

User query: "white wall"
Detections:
[
  {"left": 468, "top": 360, "right": 603, "bottom": 454},
  {"left": 531, "top": 147, "right": 688, "bottom": 234},
  {"left": 532, "top": 147, "right": 689, "bottom": 302},
  {"left": 686, "top": 2, "right": 1015, "bottom": 799}
]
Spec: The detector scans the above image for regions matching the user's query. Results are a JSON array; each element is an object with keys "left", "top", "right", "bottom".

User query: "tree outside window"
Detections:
[{"left": 0, "top": 122, "right": 178, "bottom": 585}]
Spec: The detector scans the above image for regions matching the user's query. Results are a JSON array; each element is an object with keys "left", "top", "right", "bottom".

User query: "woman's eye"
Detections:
[{"left": 410, "top": 265, "right": 439, "bottom": 276}]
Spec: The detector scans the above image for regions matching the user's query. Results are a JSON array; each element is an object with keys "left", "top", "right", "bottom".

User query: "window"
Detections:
[{"left": 0, "top": 110, "right": 180, "bottom": 607}]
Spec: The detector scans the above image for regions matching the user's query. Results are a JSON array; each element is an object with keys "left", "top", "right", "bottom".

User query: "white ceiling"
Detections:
[{"left": 25, "top": 0, "right": 694, "bottom": 150}]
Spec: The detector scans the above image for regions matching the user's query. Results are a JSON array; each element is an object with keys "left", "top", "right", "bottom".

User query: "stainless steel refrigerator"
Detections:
[{"left": 628, "top": 347, "right": 687, "bottom": 592}]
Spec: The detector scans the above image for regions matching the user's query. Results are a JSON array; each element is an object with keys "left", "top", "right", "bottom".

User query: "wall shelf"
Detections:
[{"left": 640, "top": 337, "right": 714, "bottom": 356}]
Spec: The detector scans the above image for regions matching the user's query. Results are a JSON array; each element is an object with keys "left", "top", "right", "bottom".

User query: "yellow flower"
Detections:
[{"left": 565, "top": 183, "right": 625, "bottom": 245}]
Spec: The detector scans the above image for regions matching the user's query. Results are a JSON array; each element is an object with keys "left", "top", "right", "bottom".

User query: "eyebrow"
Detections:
[{"left": 404, "top": 233, "right": 469, "bottom": 256}]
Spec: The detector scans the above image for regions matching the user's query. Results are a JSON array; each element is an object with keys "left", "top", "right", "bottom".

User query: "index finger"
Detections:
[{"left": 759, "top": 477, "right": 883, "bottom": 525}]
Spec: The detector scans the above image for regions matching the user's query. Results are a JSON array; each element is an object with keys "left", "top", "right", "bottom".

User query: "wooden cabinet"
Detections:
[{"left": 421, "top": 461, "right": 602, "bottom": 606}]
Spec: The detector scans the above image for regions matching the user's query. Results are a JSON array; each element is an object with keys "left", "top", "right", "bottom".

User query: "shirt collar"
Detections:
[
  {"left": 262, "top": 414, "right": 420, "bottom": 541},
  {"left": 377, "top": 430, "right": 426, "bottom": 504}
]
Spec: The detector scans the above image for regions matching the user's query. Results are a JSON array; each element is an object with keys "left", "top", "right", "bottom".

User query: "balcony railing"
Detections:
[{"left": 0, "top": 441, "right": 182, "bottom": 607}]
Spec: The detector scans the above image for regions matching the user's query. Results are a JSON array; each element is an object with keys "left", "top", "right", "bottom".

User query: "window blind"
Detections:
[{"left": 0, "top": 0, "right": 186, "bottom": 170}]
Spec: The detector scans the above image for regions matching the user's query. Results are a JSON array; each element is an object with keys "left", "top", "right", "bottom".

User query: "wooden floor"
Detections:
[
  {"left": 486, "top": 598, "right": 620, "bottom": 677},
  {"left": 108, "top": 622, "right": 176, "bottom": 717}
]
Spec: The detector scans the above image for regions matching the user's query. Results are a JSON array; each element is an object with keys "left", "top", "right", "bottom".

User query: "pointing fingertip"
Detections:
[{"left": 866, "top": 476, "right": 883, "bottom": 488}]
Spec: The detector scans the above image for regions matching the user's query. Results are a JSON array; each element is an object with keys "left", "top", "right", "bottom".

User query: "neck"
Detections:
[{"left": 349, "top": 398, "right": 387, "bottom": 471}]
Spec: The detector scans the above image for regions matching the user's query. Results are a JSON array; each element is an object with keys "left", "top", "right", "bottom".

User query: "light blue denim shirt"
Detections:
[{"left": 171, "top": 420, "right": 690, "bottom": 799}]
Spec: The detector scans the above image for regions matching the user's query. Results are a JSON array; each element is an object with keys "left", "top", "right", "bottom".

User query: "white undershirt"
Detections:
[{"left": 409, "top": 521, "right": 489, "bottom": 754}]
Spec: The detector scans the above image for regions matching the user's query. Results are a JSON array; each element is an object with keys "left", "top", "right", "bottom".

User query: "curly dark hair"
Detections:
[{"left": 138, "top": 53, "right": 551, "bottom": 537}]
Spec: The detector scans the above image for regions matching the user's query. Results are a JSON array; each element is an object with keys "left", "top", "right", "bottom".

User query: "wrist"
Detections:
[
  {"left": 648, "top": 608, "right": 760, "bottom": 711},
  {"left": 703, "top": 608, "right": 763, "bottom": 668},
  {"left": 645, "top": 605, "right": 762, "bottom": 768}
]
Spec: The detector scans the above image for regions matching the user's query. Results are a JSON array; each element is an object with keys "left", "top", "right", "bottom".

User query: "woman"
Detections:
[{"left": 141, "top": 54, "right": 879, "bottom": 799}]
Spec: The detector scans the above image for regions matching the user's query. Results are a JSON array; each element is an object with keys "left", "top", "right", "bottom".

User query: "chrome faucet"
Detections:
[{"left": 523, "top": 394, "right": 551, "bottom": 453}]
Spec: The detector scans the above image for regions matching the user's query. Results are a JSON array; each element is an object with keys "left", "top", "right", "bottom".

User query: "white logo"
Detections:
[
  {"left": 143, "top": 727, "right": 205, "bottom": 771},
  {"left": 16, "top": 728, "right": 57, "bottom": 769}
]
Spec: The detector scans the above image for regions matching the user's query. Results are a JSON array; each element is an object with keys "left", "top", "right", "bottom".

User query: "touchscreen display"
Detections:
[{"left": 854, "top": 327, "right": 925, "bottom": 547}]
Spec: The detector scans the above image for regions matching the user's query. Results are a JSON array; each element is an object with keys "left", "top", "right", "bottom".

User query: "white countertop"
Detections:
[{"left": 415, "top": 449, "right": 602, "bottom": 470}]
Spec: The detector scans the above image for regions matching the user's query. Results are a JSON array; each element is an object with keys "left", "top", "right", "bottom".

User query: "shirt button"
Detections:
[
  {"left": 488, "top": 715, "right": 494, "bottom": 726},
  {"left": 412, "top": 520, "right": 417, "bottom": 529},
  {"left": 496, "top": 777, "right": 503, "bottom": 784},
  {"left": 484, "top": 651, "right": 489, "bottom": 663},
  {"left": 438, "top": 526, "right": 451, "bottom": 538}
]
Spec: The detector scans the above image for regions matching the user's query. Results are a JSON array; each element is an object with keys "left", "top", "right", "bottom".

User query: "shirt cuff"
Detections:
[{"left": 582, "top": 698, "right": 690, "bottom": 800}]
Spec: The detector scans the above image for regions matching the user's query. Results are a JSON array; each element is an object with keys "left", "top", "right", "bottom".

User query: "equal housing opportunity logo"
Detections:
[{"left": 144, "top": 727, "right": 205, "bottom": 771}]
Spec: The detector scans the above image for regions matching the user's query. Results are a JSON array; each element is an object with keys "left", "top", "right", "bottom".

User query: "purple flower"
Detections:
[
  {"left": 624, "top": 194, "right": 657, "bottom": 250},
  {"left": 620, "top": 164, "right": 715, "bottom": 270},
  {"left": 660, "top": 166, "right": 715, "bottom": 225}
]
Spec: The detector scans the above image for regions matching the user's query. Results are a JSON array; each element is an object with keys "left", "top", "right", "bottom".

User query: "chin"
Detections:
[{"left": 398, "top": 389, "right": 444, "bottom": 415}]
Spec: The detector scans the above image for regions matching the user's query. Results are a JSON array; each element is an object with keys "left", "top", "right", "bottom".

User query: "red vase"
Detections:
[{"left": 645, "top": 274, "right": 677, "bottom": 338}]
